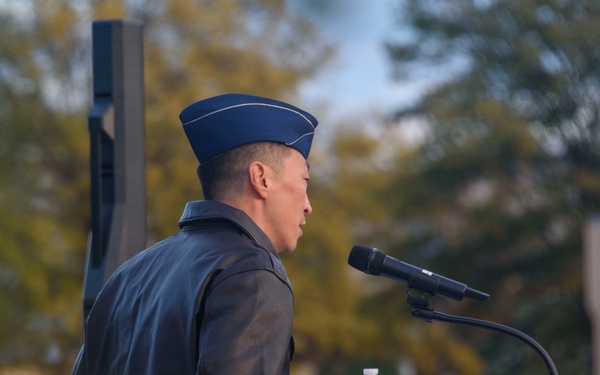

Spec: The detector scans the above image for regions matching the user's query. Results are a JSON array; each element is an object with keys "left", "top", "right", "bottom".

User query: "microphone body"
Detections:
[{"left": 348, "top": 245, "right": 489, "bottom": 301}]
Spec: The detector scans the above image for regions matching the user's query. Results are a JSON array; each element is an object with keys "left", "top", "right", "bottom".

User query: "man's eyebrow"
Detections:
[{"left": 306, "top": 161, "right": 310, "bottom": 170}]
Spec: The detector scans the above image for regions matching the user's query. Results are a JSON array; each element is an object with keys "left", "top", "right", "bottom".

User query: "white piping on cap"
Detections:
[{"left": 182, "top": 103, "right": 315, "bottom": 129}]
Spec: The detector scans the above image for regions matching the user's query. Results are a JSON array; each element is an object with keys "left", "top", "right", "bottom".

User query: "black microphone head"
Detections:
[
  {"left": 348, "top": 245, "right": 372, "bottom": 271},
  {"left": 348, "top": 245, "right": 386, "bottom": 275}
]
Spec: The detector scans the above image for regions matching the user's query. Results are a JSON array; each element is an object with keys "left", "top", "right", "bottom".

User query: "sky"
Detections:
[{"left": 289, "top": 0, "right": 424, "bottom": 124}]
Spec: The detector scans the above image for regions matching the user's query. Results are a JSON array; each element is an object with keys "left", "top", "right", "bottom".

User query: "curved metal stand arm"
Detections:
[{"left": 411, "top": 306, "right": 559, "bottom": 375}]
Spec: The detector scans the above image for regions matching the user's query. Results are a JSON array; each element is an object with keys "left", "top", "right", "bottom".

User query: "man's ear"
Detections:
[{"left": 248, "top": 161, "right": 270, "bottom": 199}]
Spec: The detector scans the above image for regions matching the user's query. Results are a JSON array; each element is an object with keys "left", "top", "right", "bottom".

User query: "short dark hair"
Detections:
[{"left": 197, "top": 142, "right": 293, "bottom": 201}]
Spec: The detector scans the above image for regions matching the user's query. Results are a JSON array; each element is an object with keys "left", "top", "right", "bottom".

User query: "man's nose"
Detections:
[{"left": 304, "top": 195, "right": 313, "bottom": 215}]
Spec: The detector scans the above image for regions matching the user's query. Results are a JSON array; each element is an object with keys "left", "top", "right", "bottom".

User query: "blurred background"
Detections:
[{"left": 0, "top": 0, "right": 598, "bottom": 374}]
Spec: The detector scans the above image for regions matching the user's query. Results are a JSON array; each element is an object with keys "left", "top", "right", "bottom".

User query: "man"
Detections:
[{"left": 72, "top": 93, "right": 318, "bottom": 374}]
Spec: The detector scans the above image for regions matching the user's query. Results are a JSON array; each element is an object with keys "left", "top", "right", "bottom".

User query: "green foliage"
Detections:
[{"left": 377, "top": 0, "right": 599, "bottom": 373}]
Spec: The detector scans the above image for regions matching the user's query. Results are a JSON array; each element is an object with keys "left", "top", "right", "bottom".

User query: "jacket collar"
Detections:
[{"left": 178, "top": 200, "right": 278, "bottom": 256}]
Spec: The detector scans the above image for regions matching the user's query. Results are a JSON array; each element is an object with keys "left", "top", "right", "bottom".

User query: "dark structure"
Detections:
[{"left": 83, "top": 20, "right": 146, "bottom": 318}]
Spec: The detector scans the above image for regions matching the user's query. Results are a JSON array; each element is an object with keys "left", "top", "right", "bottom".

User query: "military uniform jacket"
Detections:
[{"left": 72, "top": 200, "right": 294, "bottom": 374}]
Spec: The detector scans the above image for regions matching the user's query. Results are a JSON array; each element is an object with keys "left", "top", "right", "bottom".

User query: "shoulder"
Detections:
[{"left": 210, "top": 244, "right": 292, "bottom": 290}]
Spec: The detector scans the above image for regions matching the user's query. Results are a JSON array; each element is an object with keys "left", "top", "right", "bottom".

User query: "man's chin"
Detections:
[{"left": 277, "top": 242, "right": 298, "bottom": 255}]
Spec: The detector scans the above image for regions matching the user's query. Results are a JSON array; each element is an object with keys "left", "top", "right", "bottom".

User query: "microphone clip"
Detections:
[
  {"left": 406, "top": 287, "right": 435, "bottom": 308},
  {"left": 404, "top": 267, "right": 441, "bottom": 312},
  {"left": 406, "top": 287, "right": 436, "bottom": 323}
]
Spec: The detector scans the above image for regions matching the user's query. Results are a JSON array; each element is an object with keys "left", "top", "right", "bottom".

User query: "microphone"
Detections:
[{"left": 348, "top": 245, "right": 489, "bottom": 302}]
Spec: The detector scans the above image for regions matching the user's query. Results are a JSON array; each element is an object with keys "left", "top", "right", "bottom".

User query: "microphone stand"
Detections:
[{"left": 406, "top": 288, "right": 559, "bottom": 375}]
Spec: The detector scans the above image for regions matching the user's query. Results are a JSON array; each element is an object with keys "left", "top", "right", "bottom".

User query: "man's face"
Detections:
[{"left": 266, "top": 150, "right": 312, "bottom": 253}]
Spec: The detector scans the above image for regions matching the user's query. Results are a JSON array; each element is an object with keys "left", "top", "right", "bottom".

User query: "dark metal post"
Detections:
[
  {"left": 83, "top": 20, "right": 146, "bottom": 318},
  {"left": 584, "top": 215, "right": 600, "bottom": 375}
]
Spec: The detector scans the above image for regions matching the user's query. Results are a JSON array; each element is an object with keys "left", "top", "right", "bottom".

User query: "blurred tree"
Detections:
[
  {"left": 375, "top": 0, "right": 599, "bottom": 373},
  {"left": 287, "top": 125, "right": 395, "bottom": 374},
  {"left": 305, "top": 122, "right": 485, "bottom": 374},
  {"left": 0, "top": 0, "right": 329, "bottom": 373}
]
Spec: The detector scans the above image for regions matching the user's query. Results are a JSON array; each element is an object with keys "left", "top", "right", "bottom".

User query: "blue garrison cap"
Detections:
[{"left": 180, "top": 93, "right": 318, "bottom": 163}]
